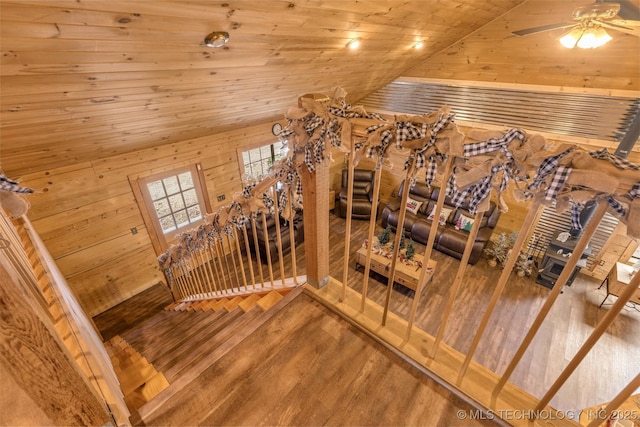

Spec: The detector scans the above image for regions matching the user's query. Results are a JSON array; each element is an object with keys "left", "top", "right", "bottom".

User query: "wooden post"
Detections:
[
  {"left": 299, "top": 94, "right": 331, "bottom": 289},
  {"left": 0, "top": 256, "right": 110, "bottom": 426},
  {"left": 242, "top": 227, "right": 256, "bottom": 289},
  {"left": 341, "top": 143, "right": 356, "bottom": 301},
  {"left": 272, "top": 184, "right": 286, "bottom": 285},
  {"left": 406, "top": 157, "right": 454, "bottom": 340},
  {"left": 360, "top": 165, "right": 383, "bottom": 311},
  {"left": 430, "top": 209, "right": 483, "bottom": 356},
  {"left": 382, "top": 162, "right": 415, "bottom": 326},
  {"left": 535, "top": 270, "right": 640, "bottom": 412},
  {"left": 458, "top": 199, "right": 542, "bottom": 384},
  {"left": 492, "top": 200, "right": 608, "bottom": 396}
]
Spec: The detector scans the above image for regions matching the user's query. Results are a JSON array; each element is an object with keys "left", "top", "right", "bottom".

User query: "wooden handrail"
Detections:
[
  {"left": 0, "top": 213, "right": 131, "bottom": 426},
  {"left": 159, "top": 177, "right": 303, "bottom": 302}
]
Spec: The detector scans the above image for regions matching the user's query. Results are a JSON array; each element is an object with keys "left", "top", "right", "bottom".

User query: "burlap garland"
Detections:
[{"left": 158, "top": 87, "right": 640, "bottom": 280}]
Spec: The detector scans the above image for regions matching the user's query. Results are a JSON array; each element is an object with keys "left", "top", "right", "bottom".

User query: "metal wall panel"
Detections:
[{"left": 359, "top": 80, "right": 640, "bottom": 143}]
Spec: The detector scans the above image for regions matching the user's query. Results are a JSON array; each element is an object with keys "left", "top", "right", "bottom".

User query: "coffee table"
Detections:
[{"left": 355, "top": 245, "right": 436, "bottom": 292}]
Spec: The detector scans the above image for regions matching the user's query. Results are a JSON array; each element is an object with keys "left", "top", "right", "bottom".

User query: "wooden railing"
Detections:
[
  {"left": 158, "top": 175, "right": 304, "bottom": 302},
  {"left": 0, "top": 212, "right": 131, "bottom": 426},
  {"left": 287, "top": 91, "right": 640, "bottom": 426}
]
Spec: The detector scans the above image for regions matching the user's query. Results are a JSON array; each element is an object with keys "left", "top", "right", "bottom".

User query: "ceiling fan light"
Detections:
[
  {"left": 577, "top": 30, "right": 598, "bottom": 48},
  {"left": 560, "top": 27, "right": 584, "bottom": 48},
  {"left": 592, "top": 26, "right": 612, "bottom": 48}
]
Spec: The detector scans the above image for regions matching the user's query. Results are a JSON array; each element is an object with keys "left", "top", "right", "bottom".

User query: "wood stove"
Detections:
[{"left": 536, "top": 230, "right": 591, "bottom": 289}]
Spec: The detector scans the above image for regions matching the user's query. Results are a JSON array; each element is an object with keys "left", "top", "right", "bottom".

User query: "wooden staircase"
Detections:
[{"left": 104, "top": 288, "right": 296, "bottom": 422}]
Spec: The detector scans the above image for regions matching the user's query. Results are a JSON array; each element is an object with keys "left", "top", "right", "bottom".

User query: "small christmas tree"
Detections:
[
  {"left": 406, "top": 239, "right": 416, "bottom": 260},
  {"left": 484, "top": 232, "right": 518, "bottom": 267},
  {"left": 390, "top": 233, "right": 405, "bottom": 251},
  {"left": 378, "top": 226, "right": 392, "bottom": 245}
]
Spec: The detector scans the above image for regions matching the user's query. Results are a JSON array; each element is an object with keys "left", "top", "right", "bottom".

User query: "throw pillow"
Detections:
[
  {"left": 406, "top": 197, "right": 422, "bottom": 215},
  {"left": 428, "top": 206, "right": 453, "bottom": 226},
  {"left": 455, "top": 214, "right": 475, "bottom": 232}
]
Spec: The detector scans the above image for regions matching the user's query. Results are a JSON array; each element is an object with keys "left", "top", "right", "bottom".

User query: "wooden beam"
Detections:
[{"left": 299, "top": 94, "right": 330, "bottom": 289}]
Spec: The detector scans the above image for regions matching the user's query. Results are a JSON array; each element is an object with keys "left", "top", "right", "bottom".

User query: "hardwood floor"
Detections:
[
  {"left": 94, "top": 211, "right": 640, "bottom": 416},
  {"left": 141, "top": 293, "right": 498, "bottom": 427},
  {"left": 93, "top": 282, "right": 173, "bottom": 341},
  {"left": 323, "top": 213, "right": 640, "bottom": 413}
]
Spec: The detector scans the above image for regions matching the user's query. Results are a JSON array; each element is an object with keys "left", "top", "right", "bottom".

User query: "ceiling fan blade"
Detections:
[
  {"left": 599, "top": 0, "right": 640, "bottom": 20},
  {"left": 599, "top": 19, "right": 640, "bottom": 36},
  {"left": 608, "top": 18, "right": 640, "bottom": 27},
  {"left": 511, "top": 22, "right": 575, "bottom": 36}
]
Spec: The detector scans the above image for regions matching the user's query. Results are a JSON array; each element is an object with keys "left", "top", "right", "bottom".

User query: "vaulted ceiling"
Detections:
[{"left": 1, "top": 0, "right": 639, "bottom": 177}]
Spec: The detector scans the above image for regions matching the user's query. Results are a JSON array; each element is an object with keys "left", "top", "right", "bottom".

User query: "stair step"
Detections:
[
  {"left": 162, "top": 307, "right": 262, "bottom": 382},
  {"left": 123, "top": 372, "right": 170, "bottom": 412},
  {"left": 200, "top": 299, "right": 221, "bottom": 311},
  {"left": 153, "top": 309, "right": 246, "bottom": 376},
  {"left": 119, "top": 357, "right": 158, "bottom": 396},
  {"left": 224, "top": 296, "right": 244, "bottom": 311},
  {"left": 132, "top": 286, "right": 304, "bottom": 424},
  {"left": 257, "top": 290, "right": 284, "bottom": 311},
  {"left": 211, "top": 298, "right": 230, "bottom": 311},
  {"left": 163, "top": 302, "right": 181, "bottom": 311},
  {"left": 129, "top": 311, "right": 228, "bottom": 364},
  {"left": 238, "top": 294, "right": 262, "bottom": 312}
]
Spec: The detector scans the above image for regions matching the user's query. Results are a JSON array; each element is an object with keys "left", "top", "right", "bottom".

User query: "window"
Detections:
[
  {"left": 133, "top": 164, "right": 210, "bottom": 252},
  {"left": 239, "top": 141, "right": 287, "bottom": 181}
]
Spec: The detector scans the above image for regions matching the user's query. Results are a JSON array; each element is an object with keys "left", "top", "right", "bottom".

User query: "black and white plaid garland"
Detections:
[
  {"left": 0, "top": 173, "right": 34, "bottom": 193},
  {"left": 463, "top": 128, "right": 525, "bottom": 159},
  {"left": 590, "top": 148, "right": 640, "bottom": 171},
  {"left": 449, "top": 165, "right": 509, "bottom": 214},
  {"left": 304, "top": 115, "right": 324, "bottom": 135},
  {"left": 429, "top": 112, "right": 455, "bottom": 146},
  {"left": 395, "top": 121, "right": 428, "bottom": 148},
  {"left": 363, "top": 124, "right": 394, "bottom": 166},
  {"left": 570, "top": 203, "right": 585, "bottom": 230},
  {"left": 526, "top": 149, "right": 574, "bottom": 200},
  {"left": 242, "top": 183, "right": 256, "bottom": 198},
  {"left": 606, "top": 196, "right": 626, "bottom": 217},
  {"left": 605, "top": 182, "right": 640, "bottom": 218},
  {"left": 544, "top": 165, "right": 572, "bottom": 201}
]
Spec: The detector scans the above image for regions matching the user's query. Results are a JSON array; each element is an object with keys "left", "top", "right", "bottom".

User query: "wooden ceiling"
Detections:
[{"left": 1, "top": 0, "right": 638, "bottom": 177}]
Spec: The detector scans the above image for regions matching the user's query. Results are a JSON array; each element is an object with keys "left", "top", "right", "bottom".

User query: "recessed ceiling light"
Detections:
[
  {"left": 347, "top": 38, "right": 361, "bottom": 49},
  {"left": 204, "top": 31, "right": 229, "bottom": 48}
]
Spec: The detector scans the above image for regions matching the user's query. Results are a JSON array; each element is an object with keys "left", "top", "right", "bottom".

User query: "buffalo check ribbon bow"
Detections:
[
  {"left": 463, "top": 128, "right": 526, "bottom": 161},
  {"left": 525, "top": 149, "right": 575, "bottom": 201}
]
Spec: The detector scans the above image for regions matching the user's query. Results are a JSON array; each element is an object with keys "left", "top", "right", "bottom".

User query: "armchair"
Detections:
[{"left": 338, "top": 169, "right": 377, "bottom": 220}]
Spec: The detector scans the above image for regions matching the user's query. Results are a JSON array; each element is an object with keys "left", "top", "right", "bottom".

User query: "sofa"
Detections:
[
  {"left": 249, "top": 210, "right": 304, "bottom": 263},
  {"left": 381, "top": 181, "right": 501, "bottom": 264},
  {"left": 338, "top": 169, "right": 377, "bottom": 220}
]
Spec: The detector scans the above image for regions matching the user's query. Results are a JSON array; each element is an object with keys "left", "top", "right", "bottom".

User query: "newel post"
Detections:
[{"left": 299, "top": 93, "right": 330, "bottom": 288}]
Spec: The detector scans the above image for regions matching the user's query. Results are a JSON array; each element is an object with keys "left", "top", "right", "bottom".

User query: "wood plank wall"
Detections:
[{"left": 20, "top": 120, "right": 280, "bottom": 317}]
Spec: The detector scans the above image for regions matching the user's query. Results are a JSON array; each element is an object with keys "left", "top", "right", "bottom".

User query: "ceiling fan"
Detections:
[{"left": 512, "top": 0, "right": 640, "bottom": 48}]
